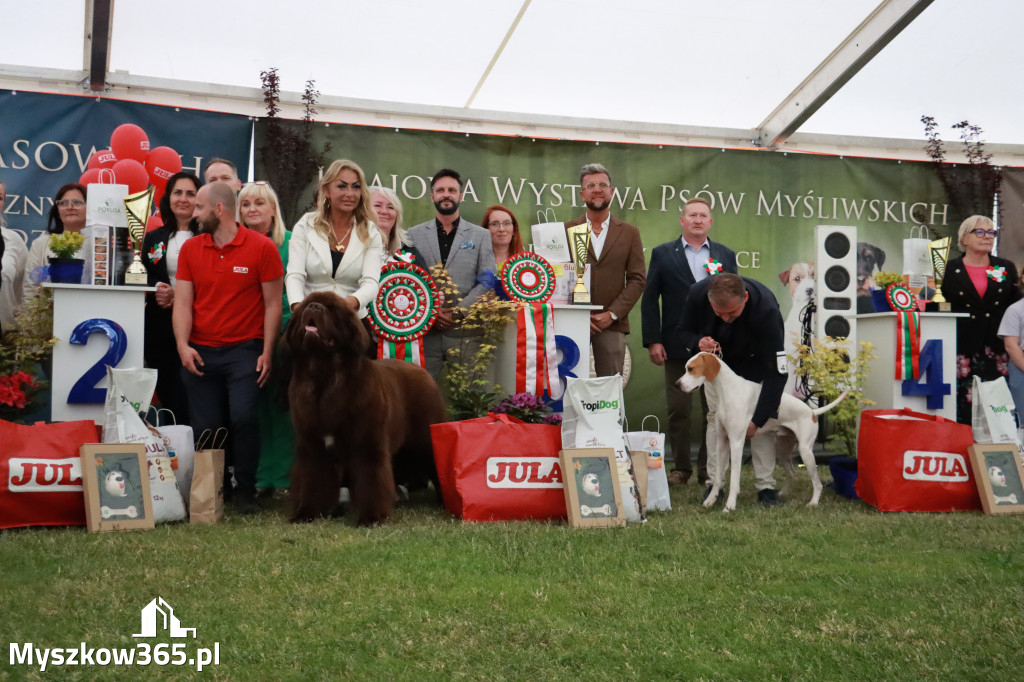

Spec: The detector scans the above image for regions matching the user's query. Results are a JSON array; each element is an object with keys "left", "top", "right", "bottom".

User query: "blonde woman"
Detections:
[
  {"left": 370, "top": 186, "right": 423, "bottom": 265},
  {"left": 286, "top": 160, "right": 383, "bottom": 316},
  {"left": 240, "top": 181, "right": 291, "bottom": 323}
]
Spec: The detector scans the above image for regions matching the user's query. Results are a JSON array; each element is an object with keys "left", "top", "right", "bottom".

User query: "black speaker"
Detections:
[{"left": 815, "top": 225, "right": 857, "bottom": 349}]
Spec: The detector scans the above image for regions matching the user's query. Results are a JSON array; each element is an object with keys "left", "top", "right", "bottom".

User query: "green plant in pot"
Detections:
[
  {"left": 870, "top": 270, "right": 903, "bottom": 311},
  {"left": 47, "top": 231, "right": 86, "bottom": 284}
]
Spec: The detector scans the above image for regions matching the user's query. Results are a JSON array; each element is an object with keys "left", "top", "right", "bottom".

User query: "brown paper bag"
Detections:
[
  {"left": 190, "top": 428, "right": 227, "bottom": 525},
  {"left": 630, "top": 450, "right": 649, "bottom": 510}
]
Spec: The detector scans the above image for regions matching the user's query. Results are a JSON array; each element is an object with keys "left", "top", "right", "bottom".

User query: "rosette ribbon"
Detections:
[
  {"left": 368, "top": 262, "right": 440, "bottom": 368},
  {"left": 500, "top": 253, "right": 562, "bottom": 399},
  {"left": 885, "top": 283, "right": 920, "bottom": 380},
  {"left": 704, "top": 258, "right": 723, "bottom": 275}
]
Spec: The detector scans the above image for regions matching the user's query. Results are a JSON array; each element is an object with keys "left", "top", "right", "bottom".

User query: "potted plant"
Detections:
[
  {"left": 870, "top": 270, "right": 903, "bottom": 311},
  {"left": 47, "top": 232, "right": 86, "bottom": 284},
  {"left": 0, "top": 289, "right": 55, "bottom": 423},
  {"left": 789, "top": 337, "right": 877, "bottom": 498}
]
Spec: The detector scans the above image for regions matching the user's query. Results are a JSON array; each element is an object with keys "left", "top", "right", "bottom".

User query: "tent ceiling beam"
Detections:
[
  {"left": 464, "top": 0, "right": 532, "bottom": 108},
  {"left": 85, "top": 0, "right": 114, "bottom": 91},
  {"left": 755, "top": 0, "right": 933, "bottom": 149}
]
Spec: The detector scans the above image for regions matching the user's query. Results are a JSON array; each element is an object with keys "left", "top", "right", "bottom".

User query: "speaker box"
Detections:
[{"left": 815, "top": 225, "right": 857, "bottom": 351}]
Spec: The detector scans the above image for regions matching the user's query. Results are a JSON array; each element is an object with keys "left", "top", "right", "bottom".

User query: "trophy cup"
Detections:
[
  {"left": 123, "top": 186, "right": 154, "bottom": 285},
  {"left": 568, "top": 222, "right": 592, "bottom": 304},
  {"left": 929, "top": 236, "right": 952, "bottom": 311}
]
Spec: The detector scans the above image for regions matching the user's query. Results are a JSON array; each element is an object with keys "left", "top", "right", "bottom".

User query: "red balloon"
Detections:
[
  {"left": 110, "top": 123, "right": 150, "bottom": 163},
  {"left": 80, "top": 167, "right": 118, "bottom": 185},
  {"left": 87, "top": 149, "right": 118, "bottom": 171},
  {"left": 112, "top": 158, "right": 150, "bottom": 194},
  {"left": 145, "top": 146, "right": 182, "bottom": 191}
]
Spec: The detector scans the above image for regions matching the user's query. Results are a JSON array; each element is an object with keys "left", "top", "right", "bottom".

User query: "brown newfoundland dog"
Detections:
[{"left": 284, "top": 291, "right": 446, "bottom": 525}]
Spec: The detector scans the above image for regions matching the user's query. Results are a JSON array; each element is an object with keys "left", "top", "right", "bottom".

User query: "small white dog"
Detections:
[
  {"left": 677, "top": 352, "right": 847, "bottom": 511},
  {"left": 779, "top": 262, "right": 815, "bottom": 398}
]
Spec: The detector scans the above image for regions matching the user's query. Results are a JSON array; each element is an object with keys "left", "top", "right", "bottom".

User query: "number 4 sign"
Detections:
[{"left": 902, "top": 339, "right": 951, "bottom": 410}]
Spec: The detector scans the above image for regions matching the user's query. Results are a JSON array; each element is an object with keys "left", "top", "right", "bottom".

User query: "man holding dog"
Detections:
[
  {"left": 173, "top": 181, "right": 284, "bottom": 514},
  {"left": 676, "top": 273, "right": 787, "bottom": 506},
  {"left": 408, "top": 168, "right": 495, "bottom": 379},
  {"left": 641, "top": 197, "right": 737, "bottom": 486},
  {"left": 565, "top": 163, "right": 646, "bottom": 377}
]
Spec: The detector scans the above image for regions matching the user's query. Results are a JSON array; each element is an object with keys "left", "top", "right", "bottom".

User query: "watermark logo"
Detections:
[{"left": 134, "top": 598, "right": 196, "bottom": 638}]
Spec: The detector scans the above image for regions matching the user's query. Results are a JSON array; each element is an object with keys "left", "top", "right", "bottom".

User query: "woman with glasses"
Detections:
[
  {"left": 286, "top": 159, "right": 383, "bottom": 319},
  {"left": 941, "top": 214, "right": 1020, "bottom": 423},
  {"left": 25, "top": 183, "right": 87, "bottom": 286},
  {"left": 239, "top": 180, "right": 294, "bottom": 493},
  {"left": 482, "top": 204, "right": 525, "bottom": 267},
  {"left": 140, "top": 171, "right": 201, "bottom": 424}
]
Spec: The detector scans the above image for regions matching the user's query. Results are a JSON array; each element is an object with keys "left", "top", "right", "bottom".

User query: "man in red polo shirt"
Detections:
[{"left": 173, "top": 181, "right": 284, "bottom": 514}]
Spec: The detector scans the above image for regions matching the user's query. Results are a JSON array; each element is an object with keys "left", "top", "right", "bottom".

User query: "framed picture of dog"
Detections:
[
  {"left": 80, "top": 444, "right": 155, "bottom": 532},
  {"left": 968, "top": 444, "right": 1024, "bottom": 515},
  {"left": 560, "top": 448, "right": 626, "bottom": 528}
]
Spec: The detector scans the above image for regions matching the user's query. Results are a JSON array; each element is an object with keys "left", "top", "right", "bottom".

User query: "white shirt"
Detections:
[
  {"left": 590, "top": 216, "right": 612, "bottom": 260},
  {"left": 166, "top": 230, "right": 193, "bottom": 287},
  {"left": 683, "top": 237, "right": 711, "bottom": 283},
  {"left": 1, "top": 227, "right": 28, "bottom": 326}
]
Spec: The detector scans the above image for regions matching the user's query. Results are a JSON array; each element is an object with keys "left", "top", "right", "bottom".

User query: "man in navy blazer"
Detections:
[
  {"left": 408, "top": 169, "right": 495, "bottom": 379},
  {"left": 641, "top": 197, "right": 737, "bottom": 485}
]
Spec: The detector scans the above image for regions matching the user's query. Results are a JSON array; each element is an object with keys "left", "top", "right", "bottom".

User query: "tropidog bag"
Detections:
[
  {"left": 856, "top": 408, "right": 980, "bottom": 512},
  {"left": 430, "top": 413, "right": 566, "bottom": 522}
]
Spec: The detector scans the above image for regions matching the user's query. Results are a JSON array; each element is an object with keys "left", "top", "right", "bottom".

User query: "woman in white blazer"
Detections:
[{"left": 286, "top": 159, "right": 384, "bottom": 318}]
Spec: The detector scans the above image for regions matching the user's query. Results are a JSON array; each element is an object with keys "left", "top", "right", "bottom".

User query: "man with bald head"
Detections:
[{"left": 173, "top": 182, "right": 284, "bottom": 514}]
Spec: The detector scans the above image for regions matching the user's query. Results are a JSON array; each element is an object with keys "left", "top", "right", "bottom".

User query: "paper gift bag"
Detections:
[
  {"left": 624, "top": 415, "right": 671, "bottom": 511},
  {"left": 903, "top": 225, "right": 934, "bottom": 301},
  {"left": 0, "top": 418, "right": 100, "bottom": 529},
  {"left": 430, "top": 413, "right": 565, "bottom": 522},
  {"left": 190, "top": 428, "right": 227, "bottom": 524},
  {"left": 972, "top": 375, "right": 1018, "bottom": 444},
  {"left": 856, "top": 408, "right": 979, "bottom": 512}
]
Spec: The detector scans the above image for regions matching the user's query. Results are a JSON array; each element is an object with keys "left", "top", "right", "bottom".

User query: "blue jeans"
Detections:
[
  {"left": 1008, "top": 363, "right": 1024, "bottom": 428},
  {"left": 181, "top": 339, "right": 264, "bottom": 491}
]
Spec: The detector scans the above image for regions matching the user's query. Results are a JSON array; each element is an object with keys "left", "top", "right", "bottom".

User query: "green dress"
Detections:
[{"left": 256, "top": 230, "right": 295, "bottom": 489}]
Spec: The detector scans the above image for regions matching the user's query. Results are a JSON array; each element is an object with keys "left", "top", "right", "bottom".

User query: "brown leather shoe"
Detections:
[{"left": 667, "top": 470, "right": 690, "bottom": 486}]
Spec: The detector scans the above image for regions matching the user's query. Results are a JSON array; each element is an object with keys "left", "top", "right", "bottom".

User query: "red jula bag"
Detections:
[
  {"left": 855, "top": 408, "right": 981, "bottom": 512},
  {"left": 0, "top": 419, "right": 102, "bottom": 528},
  {"left": 430, "top": 413, "right": 566, "bottom": 522}
]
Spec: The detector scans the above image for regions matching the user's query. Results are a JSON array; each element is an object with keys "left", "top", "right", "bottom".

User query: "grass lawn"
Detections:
[{"left": 2, "top": 471, "right": 1023, "bottom": 681}]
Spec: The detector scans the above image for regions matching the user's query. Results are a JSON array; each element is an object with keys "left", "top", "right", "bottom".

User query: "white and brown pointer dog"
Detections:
[{"left": 677, "top": 352, "right": 847, "bottom": 511}]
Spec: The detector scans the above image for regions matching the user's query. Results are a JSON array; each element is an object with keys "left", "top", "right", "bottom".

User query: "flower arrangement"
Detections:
[
  {"left": 48, "top": 231, "right": 85, "bottom": 259},
  {"left": 789, "top": 337, "right": 876, "bottom": 456},
  {"left": 430, "top": 263, "right": 519, "bottom": 420},
  {"left": 494, "top": 392, "right": 562, "bottom": 425},
  {"left": 0, "top": 288, "right": 55, "bottom": 423},
  {"left": 872, "top": 271, "right": 904, "bottom": 289}
]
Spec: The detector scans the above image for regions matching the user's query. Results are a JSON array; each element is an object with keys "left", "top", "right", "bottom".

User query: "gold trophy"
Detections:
[
  {"left": 567, "top": 222, "right": 592, "bottom": 304},
  {"left": 929, "top": 236, "right": 951, "bottom": 311},
  {"left": 123, "top": 186, "right": 154, "bottom": 285}
]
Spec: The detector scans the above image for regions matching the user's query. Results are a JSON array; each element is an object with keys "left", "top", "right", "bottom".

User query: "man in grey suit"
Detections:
[
  {"left": 408, "top": 168, "right": 495, "bottom": 378},
  {"left": 641, "top": 197, "right": 737, "bottom": 486}
]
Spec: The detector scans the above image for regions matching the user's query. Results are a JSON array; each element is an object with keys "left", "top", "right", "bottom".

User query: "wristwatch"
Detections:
[{"left": 608, "top": 311, "right": 618, "bottom": 321}]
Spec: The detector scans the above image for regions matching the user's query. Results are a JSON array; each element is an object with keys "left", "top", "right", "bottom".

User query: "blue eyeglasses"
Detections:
[{"left": 971, "top": 229, "right": 999, "bottom": 238}]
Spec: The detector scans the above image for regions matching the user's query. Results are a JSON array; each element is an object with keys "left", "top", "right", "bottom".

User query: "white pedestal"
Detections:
[
  {"left": 46, "top": 283, "right": 154, "bottom": 425},
  {"left": 856, "top": 312, "right": 966, "bottom": 420},
  {"left": 495, "top": 304, "right": 601, "bottom": 409}
]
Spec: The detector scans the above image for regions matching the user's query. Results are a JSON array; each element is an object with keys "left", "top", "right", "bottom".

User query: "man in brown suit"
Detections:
[{"left": 565, "top": 163, "right": 646, "bottom": 377}]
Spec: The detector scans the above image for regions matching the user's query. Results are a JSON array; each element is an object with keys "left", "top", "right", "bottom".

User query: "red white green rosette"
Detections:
[
  {"left": 885, "top": 283, "right": 920, "bottom": 380},
  {"left": 369, "top": 262, "right": 439, "bottom": 366},
  {"left": 500, "top": 252, "right": 556, "bottom": 303}
]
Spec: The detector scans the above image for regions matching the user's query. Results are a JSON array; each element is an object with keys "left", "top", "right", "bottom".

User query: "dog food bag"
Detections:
[{"left": 101, "top": 366, "right": 157, "bottom": 440}]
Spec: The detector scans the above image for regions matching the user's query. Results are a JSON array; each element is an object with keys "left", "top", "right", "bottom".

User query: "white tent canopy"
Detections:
[{"left": 2, "top": 0, "right": 1022, "bottom": 163}]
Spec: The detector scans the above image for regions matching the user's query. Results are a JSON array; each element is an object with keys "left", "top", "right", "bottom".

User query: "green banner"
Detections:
[{"left": 255, "top": 120, "right": 956, "bottom": 424}]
